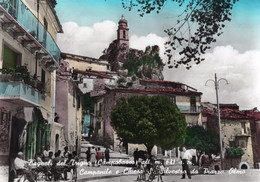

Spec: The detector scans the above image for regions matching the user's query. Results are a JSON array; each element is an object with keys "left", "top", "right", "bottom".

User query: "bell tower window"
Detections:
[{"left": 123, "top": 30, "right": 126, "bottom": 39}]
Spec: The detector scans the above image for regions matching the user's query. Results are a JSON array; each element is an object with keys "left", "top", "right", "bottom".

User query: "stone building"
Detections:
[
  {"left": 0, "top": 0, "right": 62, "bottom": 180},
  {"left": 60, "top": 52, "right": 117, "bottom": 139},
  {"left": 202, "top": 104, "right": 254, "bottom": 169},
  {"left": 55, "top": 60, "right": 83, "bottom": 153},
  {"left": 90, "top": 79, "right": 202, "bottom": 155},
  {"left": 242, "top": 109, "right": 260, "bottom": 168}
]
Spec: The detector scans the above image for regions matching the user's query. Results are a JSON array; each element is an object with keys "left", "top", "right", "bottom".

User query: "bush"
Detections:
[{"left": 226, "top": 147, "right": 244, "bottom": 158}]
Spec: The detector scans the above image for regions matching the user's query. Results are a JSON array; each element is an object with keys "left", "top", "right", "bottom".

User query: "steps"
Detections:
[{"left": 80, "top": 139, "right": 131, "bottom": 160}]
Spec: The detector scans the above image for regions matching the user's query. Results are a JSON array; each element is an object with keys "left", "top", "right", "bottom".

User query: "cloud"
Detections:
[
  {"left": 130, "top": 34, "right": 168, "bottom": 59},
  {"left": 164, "top": 45, "right": 260, "bottom": 110},
  {"left": 57, "top": 20, "right": 260, "bottom": 110},
  {"left": 57, "top": 21, "right": 117, "bottom": 58}
]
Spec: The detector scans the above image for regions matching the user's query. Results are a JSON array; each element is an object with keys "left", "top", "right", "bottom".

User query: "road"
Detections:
[{"left": 89, "top": 169, "right": 260, "bottom": 182}]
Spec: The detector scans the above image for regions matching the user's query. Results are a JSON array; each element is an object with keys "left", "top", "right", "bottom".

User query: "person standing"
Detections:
[
  {"left": 90, "top": 146, "right": 97, "bottom": 167},
  {"left": 105, "top": 148, "right": 110, "bottom": 162},
  {"left": 180, "top": 147, "right": 192, "bottom": 179},
  {"left": 86, "top": 147, "right": 91, "bottom": 163},
  {"left": 96, "top": 148, "right": 102, "bottom": 166},
  {"left": 134, "top": 148, "right": 139, "bottom": 165}
]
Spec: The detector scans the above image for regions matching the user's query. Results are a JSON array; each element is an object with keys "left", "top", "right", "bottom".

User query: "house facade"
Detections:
[
  {"left": 55, "top": 60, "right": 83, "bottom": 153},
  {"left": 90, "top": 79, "right": 202, "bottom": 155},
  {"left": 202, "top": 104, "right": 254, "bottom": 169},
  {"left": 0, "top": 0, "right": 62, "bottom": 180}
]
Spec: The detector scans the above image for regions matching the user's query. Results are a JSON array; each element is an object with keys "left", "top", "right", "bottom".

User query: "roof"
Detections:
[
  {"left": 61, "top": 52, "right": 109, "bottom": 65},
  {"left": 47, "top": 0, "right": 63, "bottom": 33},
  {"left": 140, "top": 79, "right": 198, "bottom": 92},
  {"left": 220, "top": 104, "right": 239, "bottom": 110},
  {"left": 141, "top": 79, "right": 183, "bottom": 86},
  {"left": 74, "top": 69, "right": 112, "bottom": 79},
  {"left": 221, "top": 108, "right": 249, "bottom": 120},
  {"left": 202, "top": 107, "right": 260, "bottom": 120},
  {"left": 241, "top": 109, "right": 260, "bottom": 121},
  {"left": 110, "top": 87, "right": 202, "bottom": 96}
]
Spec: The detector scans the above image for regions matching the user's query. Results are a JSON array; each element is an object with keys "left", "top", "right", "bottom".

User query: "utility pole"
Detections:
[{"left": 205, "top": 73, "right": 228, "bottom": 170}]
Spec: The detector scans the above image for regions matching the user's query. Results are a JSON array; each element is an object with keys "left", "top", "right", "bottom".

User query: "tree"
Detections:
[
  {"left": 110, "top": 95, "right": 186, "bottom": 157},
  {"left": 121, "top": 0, "right": 238, "bottom": 69},
  {"left": 184, "top": 125, "right": 219, "bottom": 164}
]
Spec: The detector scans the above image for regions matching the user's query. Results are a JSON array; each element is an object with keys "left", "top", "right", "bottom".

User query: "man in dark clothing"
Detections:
[
  {"left": 133, "top": 148, "right": 139, "bottom": 165},
  {"left": 105, "top": 148, "right": 110, "bottom": 162}
]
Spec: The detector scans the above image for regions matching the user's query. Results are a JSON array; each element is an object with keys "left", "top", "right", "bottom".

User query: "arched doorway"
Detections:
[{"left": 239, "top": 162, "right": 249, "bottom": 169}]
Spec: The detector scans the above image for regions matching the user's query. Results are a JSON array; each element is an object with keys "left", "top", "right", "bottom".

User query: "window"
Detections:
[
  {"left": 190, "top": 97, "right": 196, "bottom": 112},
  {"left": 77, "top": 95, "right": 80, "bottom": 110},
  {"left": 41, "top": 69, "right": 45, "bottom": 83},
  {"left": 83, "top": 83, "right": 87, "bottom": 88},
  {"left": 170, "top": 96, "right": 176, "bottom": 104},
  {"left": 239, "top": 139, "right": 246, "bottom": 148},
  {"left": 241, "top": 122, "right": 246, "bottom": 134},
  {"left": 99, "top": 103, "right": 102, "bottom": 116},
  {"left": 3, "top": 46, "right": 18, "bottom": 69},
  {"left": 229, "top": 141, "right": 235, "bottom": 147},
  {"left": 73, "top": 91, "right": 75, "bottom": 107},
  {"left": 123, "top": 30, "right": 126, "bottom": 39}
]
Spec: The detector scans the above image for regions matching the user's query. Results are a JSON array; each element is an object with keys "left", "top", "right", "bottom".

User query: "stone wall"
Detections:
[{"left": 221, "top": 119, "right": 254, "bottom": 165}]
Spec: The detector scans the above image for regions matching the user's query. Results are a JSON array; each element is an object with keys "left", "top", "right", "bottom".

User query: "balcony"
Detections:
[
  {"left": 0, "top": 0, "right": 60, "bottom": 63},
  {"left": 177, "top": 105, "right": 201, "bottom": 113},
  {"left": 0, "top": 82, "right": 41, "bottom": 106}
]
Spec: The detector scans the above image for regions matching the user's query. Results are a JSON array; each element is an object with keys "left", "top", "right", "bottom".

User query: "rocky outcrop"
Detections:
[{"left": 100, "top": 42, "right": 164, "bottom": 88}]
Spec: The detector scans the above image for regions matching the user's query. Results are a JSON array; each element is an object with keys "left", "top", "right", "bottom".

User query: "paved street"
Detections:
[{"left": 88, "top": 169, "right": 260, "bottom": 182}]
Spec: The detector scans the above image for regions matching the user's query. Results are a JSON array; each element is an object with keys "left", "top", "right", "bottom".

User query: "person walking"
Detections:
[
  {"left": 86, "top": 147, "right": 91, "bottom": 163},
  {"left": 105, "top": 148, "right": 110, "bottom": 162},
  {"left": 180, "top": 147, "right": 192, "bottom": 179}
]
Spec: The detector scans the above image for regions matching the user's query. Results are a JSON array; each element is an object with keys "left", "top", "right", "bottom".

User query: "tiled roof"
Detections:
[
  {"left": 111, "top": 87, "right": 202, "bottom": 96},
  {"left": 221, "top": 108, "right": 249, "bottom": 120},
  {"left": 202, "top": 108, "right": 260, "bottom": 120},
  {"left": 241, "top": 110, "right": 260, "bottom": 121},
  {"left": 141, "top": 79, "right": 183, "bottom": 85},
  {"left": 74, "top": 69, "right": 111, "bottom": 79}
]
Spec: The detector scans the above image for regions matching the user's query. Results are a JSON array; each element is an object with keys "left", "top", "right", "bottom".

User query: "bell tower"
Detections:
[{"left": 117, "top": 15, "right": 129, "bottom": 49}]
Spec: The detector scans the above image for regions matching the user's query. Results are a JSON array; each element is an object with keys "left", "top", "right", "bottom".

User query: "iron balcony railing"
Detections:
[
  {"left": 0, "top": 82, "right": 41, "bottom": 106},
  {"left": 0, "top": 0, "right": 60, "bottom": 62},
  {"left": 177, "top": 105, "right": 201, "bottom": 113}
]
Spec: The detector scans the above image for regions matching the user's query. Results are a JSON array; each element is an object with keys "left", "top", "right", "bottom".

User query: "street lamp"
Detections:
[{"left": 205, "top": 73, "right": 228, "bottom": 170}]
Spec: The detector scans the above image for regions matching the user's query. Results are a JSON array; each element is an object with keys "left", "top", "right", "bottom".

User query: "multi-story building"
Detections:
[
  {"left": 55, "top": 60, "right": 83, "bottom": 153},
  {"left": 60, "top": 52, "right": 117, "bottom": 139},
  {"left": 90, "top": 79, "right": 202, "bottom": 155},
  {"left": 0, "top": 0, "right": 62, "bottom": 180}
]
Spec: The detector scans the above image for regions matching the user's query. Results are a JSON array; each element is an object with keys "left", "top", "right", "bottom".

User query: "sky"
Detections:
[{"left": 55, "top": 0, "right": 260, "bottom": 110}]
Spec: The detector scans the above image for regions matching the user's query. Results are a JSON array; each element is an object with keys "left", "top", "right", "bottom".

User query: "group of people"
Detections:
[
  {"left": 135, "top": 160, "right": 165, "bottom": 182},
  {"left": 85, "top": 146, "right": 110, "bottom": 166},
  {"left": 13, "top": 145, "right": 79, "bottom": 181}
]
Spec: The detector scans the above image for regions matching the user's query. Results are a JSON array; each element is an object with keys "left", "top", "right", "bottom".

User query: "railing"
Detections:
[
  {"left": 177, "top": 105, "right": 201, "bottom": 113},
  {"left": 0, "top": 0, "right": 60, "bottom": 62},
  {"left": 0, "top": 82, "right": 41, "bottom": 105},
  {"left": 0, "top": 73, "right": 45, "bottom": 93}
]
